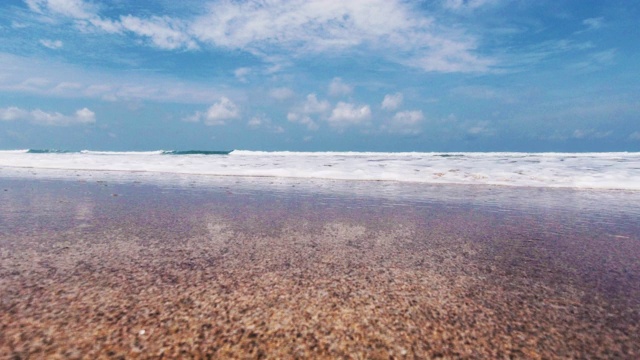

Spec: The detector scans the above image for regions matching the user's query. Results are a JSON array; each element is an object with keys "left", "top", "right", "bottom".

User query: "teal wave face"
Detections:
[{"left": 435, "top": 154, "right": 465, "bottom": 158}]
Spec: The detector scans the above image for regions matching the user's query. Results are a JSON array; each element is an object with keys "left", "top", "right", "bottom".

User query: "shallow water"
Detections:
[{"left": 1, "top": 177, "right": 639, "bottom": 357}]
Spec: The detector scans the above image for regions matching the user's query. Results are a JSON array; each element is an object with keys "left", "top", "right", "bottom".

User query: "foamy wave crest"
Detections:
[
  {"left": 0, "top": 149, "right": 30, "bottom": 154},
  {"left": 80, "top": 150, "right": 165, "bottom": 155},
  {"left": 230, "top": 150, "right": 427, "bottom": 157},
  {"left": 7, "top": 149, "right": 234, "bottom": 155},
  {"left": 79, "top": 150, "right": 232, "bottom": 155},
  {"left": 164, "top": 150, "right": 232, "bottom": 155}
]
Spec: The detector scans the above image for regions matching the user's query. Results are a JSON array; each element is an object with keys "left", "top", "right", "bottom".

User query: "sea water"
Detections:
[{"left": 1, "top": 149, "right": 639, "bottom": 190}]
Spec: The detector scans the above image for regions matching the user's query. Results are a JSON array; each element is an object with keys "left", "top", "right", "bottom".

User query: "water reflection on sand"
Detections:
[{"left": 1, "top": 177, "right": 639, "bottom": 358}]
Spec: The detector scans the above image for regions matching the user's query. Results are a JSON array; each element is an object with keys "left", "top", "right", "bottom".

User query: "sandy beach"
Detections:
[{"left": 1, "top": 178, "right": 639, "bottom": 358}]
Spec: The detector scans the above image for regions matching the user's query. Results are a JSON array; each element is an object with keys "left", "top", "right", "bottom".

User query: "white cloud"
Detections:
[
  {"left": 328, "top": 77, "right": 352, "bottom": 97},
  {"left": 182, "top": 111, "right": 203, "bottom": 123},
  {"left": 28, "top": 0, "right": 493, "bottom": 73},
  {"left": 74, "top": 107, "right": 95, "bottom": 123},
  {"left": 248, "top": 115, "right": 284, "bottom": 133},
  {"left": 393, "top": 110, "right": 424, "bottom": 126},
  {"left": 327, "top": 102, "right": 371, "bottom": 128},
  {"left": 572, "top": 129, "right": 612, "bottom": 139},
  {"left": 583, "top": 17, "right": 604, "bottom": 31},
  {"left": 192, "top": 1, "right": 402, "bottom": 52},
  {"left": 0, "top": 106, "right": 95, "bottom": 125},
  {"left": 407, "top": 42, "right": 495, "bottom": 73},
  {"left": 30, "top": 108, "right": 95, "bottom": 125},
  {"left": 0, "top": 107, "right": 28, "bottom": 121},
  {"left": 117, "top": 15, "right": 198, "bottom": 50},
  {"left": 0, "top": 53, "right": 228, "bottom": 104},
  {"left": 451, "top": 85, "right": 516, "bottom": 103},
  {"left": 511, "top": 39, "right": 595, "bottom": 70},
  {"left": 286, "top": 93, "right": 330, "bottom": 130},
  {"left": 381, "top": 93, "right": 403, "bottom": 110},
  {"left": 183, "top": 97, "right": 240, "bottom": 126},
  {"left": 443, "top": 0, "right": 498, "bottom": 10},
  {"left": 467, "top": 126, "right": 485, "bottom": 134},
  {"left": 234, "top": 67, "right": 251, "bottom": 82},
  {"left": 205, "top": 97, "right": 239, "bottom": 125},
  {"left": 287, "top": 112, "right": 319, "bottom": 131},
  {"left": 26, "top": 0, "right": 96, "bottom": 19},
  {"left": 302, "top": 94, "right": 330, "bottom": 114},
  {"left": 83, "top": 84, "right": 112, "bottom": 97},
  {"left": 190, "top": 0, "right": 493, "bottom": 72},
  {"left": 21, "top": 78, "right": 51, "bottom": 88},
  {"left": 52, "top": 81, "right": 83, "bottom": 93},
  {"left": 590, "top": 49, "right": 616, "bottom": 65},
  {"left": 568, "top": 49, "right": 617, "bottom": 71},
  {"left": 11, "top": 21, "right": 29, "bottom": 29},
  {"left": 463, "top": 121, "right": 495, "bottom": 137},
  {"left": 247, "top": 116, "right": 263, "bottom": 128},
  {"left": 27, "top": 0, "right": 197, "bottom": 50},
  {"left": 87, "top": 17, "right": 123, "bottom": 34},
  {"left": 39, "top": 39, "right": 63, "bottom": 49},
  {"left": 269, "top": 87, "right": 294, "bottom": 101},
  {"left": 382, "top": 110, "right": 424, "bottom": 134}
]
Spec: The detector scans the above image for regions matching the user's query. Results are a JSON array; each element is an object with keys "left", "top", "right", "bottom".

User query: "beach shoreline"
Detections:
[{"left": 1, "top": 177, "right": 639, "bottom": 358}]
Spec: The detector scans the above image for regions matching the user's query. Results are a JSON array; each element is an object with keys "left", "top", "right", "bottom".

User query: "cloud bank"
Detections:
[
  {"left": 0, "top": 106, "right": 96, "bottom": 126},
  {"left": 24, "top": 0, "right": 494, "bottom": 73}
]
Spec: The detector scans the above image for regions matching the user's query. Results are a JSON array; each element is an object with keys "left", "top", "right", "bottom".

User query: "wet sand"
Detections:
[{"left": 1, "top": 178, "right": 639, "bottom": 358}]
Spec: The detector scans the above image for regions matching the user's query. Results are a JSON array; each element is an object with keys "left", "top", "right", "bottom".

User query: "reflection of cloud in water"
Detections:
[{"left": 75, "top": 198, "right": 95, "bottom": 221}]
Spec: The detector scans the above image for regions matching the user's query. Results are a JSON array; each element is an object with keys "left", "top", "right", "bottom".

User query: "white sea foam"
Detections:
[
  {"left": 0, "top": 150, "right": 639, "bottom": 190},
  {"left": 80, "top": 150, "right": 166, "bottom": 155},
  {"left": 0, "top": 149, "right": 30, "bottom": 154}
]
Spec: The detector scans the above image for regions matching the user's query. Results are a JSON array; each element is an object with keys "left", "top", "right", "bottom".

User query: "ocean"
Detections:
[{"left": 1, "top": 149, "right": 639, "bottom": 190}]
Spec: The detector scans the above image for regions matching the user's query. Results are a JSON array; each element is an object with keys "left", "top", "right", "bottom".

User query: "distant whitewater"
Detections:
[{"left": 1, "top": 149, "right": 639, "bottom": 190}]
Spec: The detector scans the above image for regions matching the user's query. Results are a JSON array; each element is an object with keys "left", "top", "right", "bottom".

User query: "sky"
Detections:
[{"left": 0, "top": 0, "right": 639, "bottom": 152}]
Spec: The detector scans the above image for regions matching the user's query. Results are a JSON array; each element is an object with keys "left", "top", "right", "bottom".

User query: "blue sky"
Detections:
[{"left": 0, "top": 0, "right": 639, "bottom": 151}]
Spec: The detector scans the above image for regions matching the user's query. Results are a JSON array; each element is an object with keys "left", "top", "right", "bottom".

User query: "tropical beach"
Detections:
[
  {"left": 2, "top": 175, "right": 639, "bottom": 358},
  {"left": 3, "top": 0, "right": 640, "bottom": 358}
]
